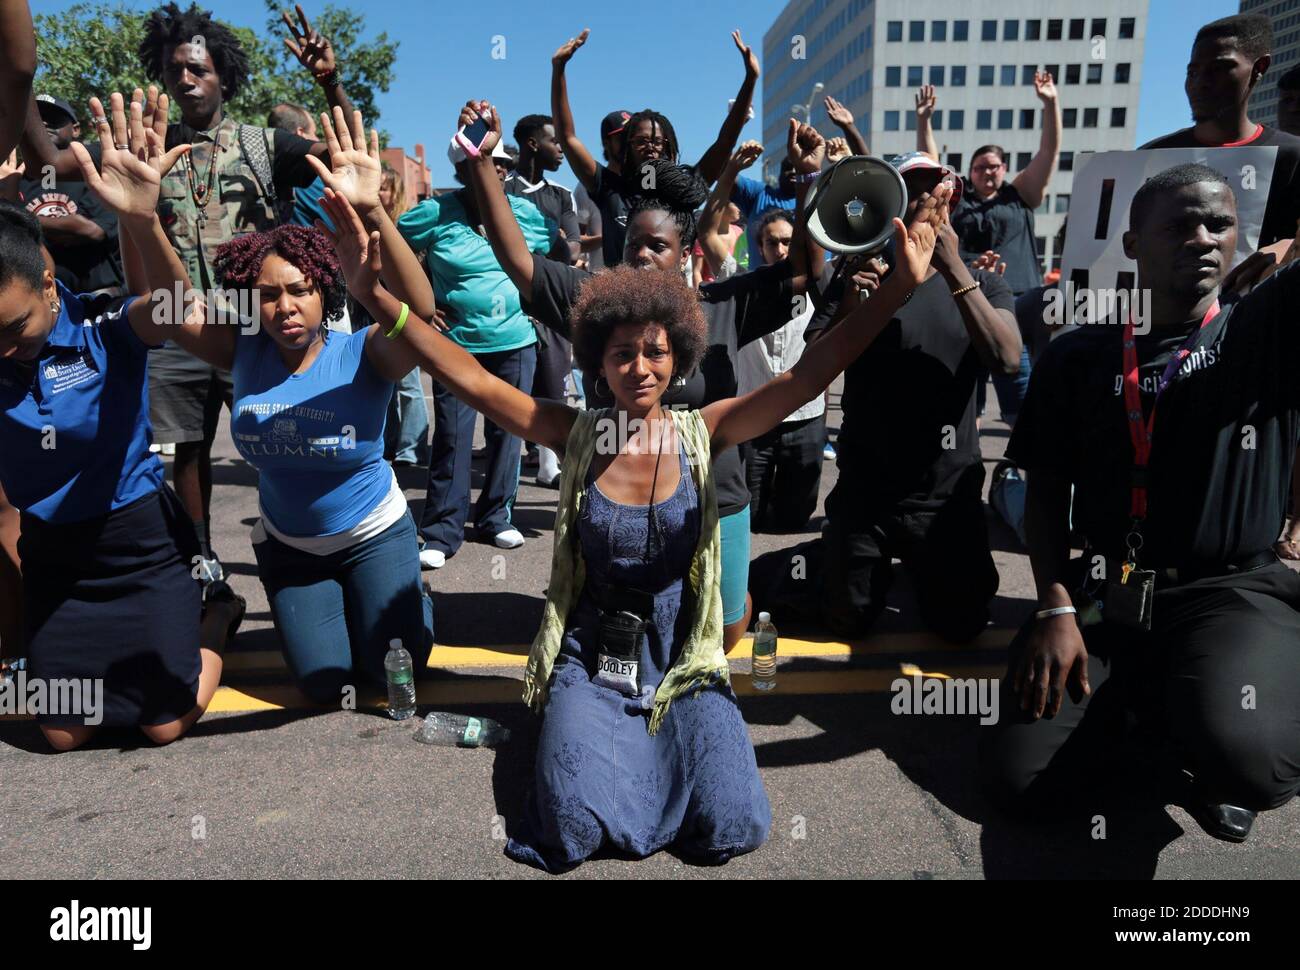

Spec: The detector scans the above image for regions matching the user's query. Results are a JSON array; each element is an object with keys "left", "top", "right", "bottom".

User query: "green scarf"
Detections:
[{"left": 522, "top": 406, "right": 727, "bottom": 735}]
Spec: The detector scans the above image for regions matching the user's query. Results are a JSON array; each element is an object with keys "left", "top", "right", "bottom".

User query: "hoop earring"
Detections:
[{"left": 594, "top": 375, "right": 611, "bottom": 399}]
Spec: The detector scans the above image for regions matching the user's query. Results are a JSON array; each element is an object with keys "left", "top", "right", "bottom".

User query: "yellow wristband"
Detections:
[{"left": 385, "top": 302, "right": 410, "bottom": 340}]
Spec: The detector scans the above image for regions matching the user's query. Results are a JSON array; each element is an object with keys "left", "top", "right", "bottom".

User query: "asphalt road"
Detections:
[{"left": 2, "top": 376, "right": 1297, "bottom": 879}]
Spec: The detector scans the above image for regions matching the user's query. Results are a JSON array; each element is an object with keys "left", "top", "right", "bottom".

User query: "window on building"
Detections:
[
  {"left": 1063, "top": 107, "right": 1077, "bottom": 128},
  {"left": 1091, "top": 18, "right": 1106, "bottom": 38},
  {"left": 1045, "top": 63, "right": 1060, "bottom": 82},
  {"left": 1083, "top": 107, "right": 1098, "bottom": 128},
  {"left": 1119, "top": 17, "right": 1135, "bottom": 39},
  {"left": 1035, "top": 236, "right": 1047, "bottom": 258},
  {"left": 885, "top": 110, "right": 900, "bottom": 131},
  {"left": 1086, "top": 63, "right": 1102, "bottom": 84},
  {"left": 905, "top": 112, "right": 917, "bottom": 131},
  {"left": 977, "top": 109, "right": 992, "bottom": 130},
  {"left": 1022, "top": 64, "right": 1037, "bottom": 85},
  {"left": 1059, "top": 150, "right": 1074, "bottom": 171},
  {"left": 982, "top": 19, "right": 997, "bottom": 41},
  {"left": 1047, "top": 19, "right": 1062, "bottom": 41},
  {"left": 952, "top": 65, "right": 967, "bottom": 86},
  {"left": 930, "top": 65, "right": 944, "bottom": 85},
  {"left": 886, "top": 65, "right": 901, "bottom": 87},
  {"left": 998, "top": 109, "right": 1013, "bottom": 129},
  {"left": 887, "top": 21, "right": 902, "bottom": 42},
  {"left": 1026, "top": 19, "right": 1041, "bottom": 40},
  {"left": 949, "top": 109, "right": 964, "bottom": 130},
  {"left": 932, "top": 20, "right": 947, "bottom": 42},
  {"left": 954, "top": 20, "right": 968, "bottom": 42},
  {"left": 1036, "top": 195, "right": 1050, "bottom": 215},
  {"left": 1000, "top": 64, "right": 1015, "bottom": 85},
  {"left": 1115, "top": 62, "right": 1130, "bottom": 83},
  {"left": 1016, "top": 151, "right": 1032, "bottom": 170},
  {"left": 932, "top": 110, "right": 943, "bottom": 130},
  {"left": 1020, "top": 108, "right": 1036, "bottom": 129},
  {"left": 1069, "top": 18, "right": 1085, "bottom": 40},
  {"left": 1065, "top": 64, "right": 1081, "bottom": 84},
  {"left": 907, "top": 65, "right": 923, "bottom": 86},
  {"left": 1111, "top": 107, "right": 1127, "bottom": 127},
  {"left": 1004, "top": 19, "right": 1019, "bottom": 41},
  {"left": 1055, "top": 193, "right": 1071, "bottom": 213},
  {"left": 947, "top": 152, "right": 963, "bottom": 171},
  {"left": 909, "top": 20, "right": 924, "bottom": 42},
  {"left": 979, "top": 65, "right": 994, "bottom": 86}
]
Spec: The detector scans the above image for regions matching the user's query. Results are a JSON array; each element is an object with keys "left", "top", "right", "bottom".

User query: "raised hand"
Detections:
[
  {"left": 732, "top": 29, "right": 759, "bottom": 79},
  {"left": 458, "top": 99, "right": 502, "bottom": 156},
  {"left": 553, "top": 28, "right": 589, "bottom": 67},
  {"left": 824, "top": 95, "right": 854, "bottom": 128},
  {"left": 826, "top": 136, "right": 850, "bottom": 163},
  {"left": 969, "top": 249, "right": 1007, "bottom": 276},
  {"left": 891, "top": 182, "right": 952, "bottom": 289},
  {"left": 316, "top": 186, "right": 382, "bottom": 298},
  {"left": 1033, "top": 71, "right": 1058, "bottom": 104},
  {"left": 786, "top": 119, "right": 826, "bottom": 176},
  {"left": 0, "top": 147, "right": 24, "bottom": 200},
  {"left": 283, "top": 3, "right": 337, "bottom": 82},
  {"left": 727, "top": 139, "right": 763, "bottom": 172},
  {"left": 71, "top": 93, "right": 190, "bottom": 222},
  {"left": 914, "top": 85, "right": 937, "bottom": 121},
  {"left": 305, "top": 105, "right": 382, "bottom": 217}
]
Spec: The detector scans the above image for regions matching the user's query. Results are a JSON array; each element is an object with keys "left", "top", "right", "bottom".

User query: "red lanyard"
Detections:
[{"left": 1122, "top": 301, "right": 1220, "bottom": 520}]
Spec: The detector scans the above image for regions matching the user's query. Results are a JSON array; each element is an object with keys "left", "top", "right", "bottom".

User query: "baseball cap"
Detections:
[
  {"left": 35, "top": 94, "right": 78, "bottom": 127},
  {"left": 888, "top": 151, "right": 964, "bottom": 207},
  {"left": 491, "top": 140, "right": 514, "bottom": 166},
  {"left": 601, "top": 111, "right": 631, "bottom": 140}
]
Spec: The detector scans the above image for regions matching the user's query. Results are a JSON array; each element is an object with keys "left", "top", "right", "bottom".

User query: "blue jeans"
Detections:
[
  {"left": 252, "top": 512, "right": 435, "bottom": 704},
  {"left": 421, "top": 344, "right": 537, "bottom": 555},
  {"left": 978, "top": 345, "right": 1032, "bottom": 424},
  {"left": 385, "top": 366, "right": 431, "bottom": 465}
]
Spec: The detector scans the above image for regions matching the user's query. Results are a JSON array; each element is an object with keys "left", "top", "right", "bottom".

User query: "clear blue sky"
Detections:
[{"left": 31, "top": 0, "right": 1238, "bottom": 184}]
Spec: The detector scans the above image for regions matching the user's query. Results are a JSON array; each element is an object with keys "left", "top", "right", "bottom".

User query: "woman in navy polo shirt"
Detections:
[{"left": 0, "top": 94, "right": 240, "bottom": 750}]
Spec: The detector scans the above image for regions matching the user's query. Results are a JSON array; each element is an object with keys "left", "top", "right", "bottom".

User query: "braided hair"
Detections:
[
  {"left": 624, "top": 159, "right": 709, "bottom": 248},
  {"left": 139, "top": 3, "right": 251, "bottom": 102}
]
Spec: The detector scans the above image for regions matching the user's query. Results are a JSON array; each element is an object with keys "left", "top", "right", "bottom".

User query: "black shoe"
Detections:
[
  {"left": 203, "top": 579, "right": 247, "bottom": 641},
  {"left": 1187, "top": 801, "right": 1256, "bottom": 843}
]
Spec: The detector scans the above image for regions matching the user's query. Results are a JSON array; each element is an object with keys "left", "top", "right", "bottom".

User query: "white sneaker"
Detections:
[
  {"left": 493, "top": 528, "right": 525, "bottom": 549},
  {"left": 419, "top": 548, "right": 446, "bottom": 569}
]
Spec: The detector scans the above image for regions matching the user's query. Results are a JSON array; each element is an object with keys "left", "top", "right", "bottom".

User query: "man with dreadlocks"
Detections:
[
  {"left": 551, "top": 27, "right": 759, "bottom": 267},
  {"left": 18, "top": 2, "right": 359, "bottom": 589}
]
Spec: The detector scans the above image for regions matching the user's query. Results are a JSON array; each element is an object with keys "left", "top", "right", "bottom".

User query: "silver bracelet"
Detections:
[{"left": 1035, "top": 606, "right": 1077, "bottom": 620}]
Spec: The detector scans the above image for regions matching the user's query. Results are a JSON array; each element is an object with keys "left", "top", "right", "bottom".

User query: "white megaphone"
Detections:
[{"left": 804, "top": 155, "right": 908, "bottom": 255}]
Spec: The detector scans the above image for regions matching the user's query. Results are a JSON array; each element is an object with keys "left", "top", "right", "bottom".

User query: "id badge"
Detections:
[{"left": 1103, "top": 571, "right": 1155, "bottom": 631}]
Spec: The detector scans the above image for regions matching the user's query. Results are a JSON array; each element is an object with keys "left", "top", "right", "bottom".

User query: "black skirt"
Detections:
[{"left": 19, "top": 486, "right": 202, "bottom": 727}]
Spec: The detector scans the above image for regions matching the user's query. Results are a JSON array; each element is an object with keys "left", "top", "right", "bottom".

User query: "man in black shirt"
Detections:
[
  {"left": 19, "top": 95, "right": 123, "bottom": 295},
  {"left": 806, "top": 153, "right": 1022, "bottom": 643},
  {"left": 980, "top": 163, "right": 1300, "bottom": 843}
]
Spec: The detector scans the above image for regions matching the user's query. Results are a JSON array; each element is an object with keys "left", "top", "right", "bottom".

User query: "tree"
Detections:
[{"left": 32, "top": 1, "right": 397, "bottom": 136}]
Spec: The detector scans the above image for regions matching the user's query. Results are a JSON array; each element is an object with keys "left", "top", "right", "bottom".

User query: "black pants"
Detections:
[
  {"left": 820, "top": 463, "right": 999, "bottom": 642},
  {"left": 743, "top": 413, "right": 825, "bottom": 533},
  {"left": 979, "top": 561, "right": 1300, "bottom": 814}
]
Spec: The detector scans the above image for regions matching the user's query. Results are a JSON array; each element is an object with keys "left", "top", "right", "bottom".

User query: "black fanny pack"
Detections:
[{"left": 590, "top": 583, "right": 654, "bottom": 697}]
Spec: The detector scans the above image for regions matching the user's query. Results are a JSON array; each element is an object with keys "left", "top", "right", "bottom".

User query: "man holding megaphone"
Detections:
[{"left": 804, "top": 152, "right": 1023, "bottom": 642}]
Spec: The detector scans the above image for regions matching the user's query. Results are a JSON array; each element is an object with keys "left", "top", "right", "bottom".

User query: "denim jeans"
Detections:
[
  {"left": 385, "top": 366, "right": 431, "bottom": 465},
  {"left": 252, "top": 512, "right": 435, "bottom": 704},
  {"left": 420, "top": 344, "right": 537, "bottom": 555}
]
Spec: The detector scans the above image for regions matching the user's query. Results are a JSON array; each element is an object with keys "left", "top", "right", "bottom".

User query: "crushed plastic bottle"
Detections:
[{"left": 414, "top": 712, "right": 510, "bottom": 748}]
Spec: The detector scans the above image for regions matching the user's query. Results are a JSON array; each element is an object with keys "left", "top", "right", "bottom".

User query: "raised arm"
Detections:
[
  {"left": 551, "top": 29, "right": 598, "bottom": 193},
  {"left": 694, "top": 30, "right": 760, "bottom": 185},
  {"left": 1011, "top": 72, "right": 1061, "bottom": 210},
  {"left": 914, "top": 85, "right": 939, "bottom": 160},
  {"left": 699, "top": 141, "right": 760, "bottom": 277},
  {"left": 282, "top": 3, "right": 355, "bottom": 154},
  {"left": 704, "top": 183, "right": 950, "bottom": 451},
  {"left": 785, "top": 120, "right": 825, "bottom": 295},
  {"left": 931, "top": 222, "right": 1022, "bottom": 372},
  {"left": 0, "top": 0, "right": 35, "bottom": 159},
  {"left": 318, "top": 188, "right": 576, "bottom": 453},
  {"left": 824, "top": 95, "right": 869, "bottom": 156},
  {"left": 305, "top": 105, "right": 434, "bottom": 317}
]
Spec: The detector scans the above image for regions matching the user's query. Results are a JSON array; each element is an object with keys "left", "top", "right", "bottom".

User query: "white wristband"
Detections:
[{"left": 1035, "top": 606, "right": 1077, "bottom": 620}]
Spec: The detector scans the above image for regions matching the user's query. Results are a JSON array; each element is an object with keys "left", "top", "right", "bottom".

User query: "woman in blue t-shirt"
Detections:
[
  {"left": 163, "top": 109, "right": 442, "bottom": 704},
  {"left": 0, "top": 93, "right": 242, "bottom": 750}
]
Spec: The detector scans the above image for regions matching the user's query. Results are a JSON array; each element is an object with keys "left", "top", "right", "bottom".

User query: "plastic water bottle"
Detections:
[
  {"left": 0, "top": 657, "right": 24, "bottom": 689},
  {"left": 414, "top": 712, "right": 511, "bottom": 748},
  {"left": 751, "top": 612, "right": 778, "bottom": 691},
  {"left": 384, "top": 639, "right": 416, "bottom": 720}
]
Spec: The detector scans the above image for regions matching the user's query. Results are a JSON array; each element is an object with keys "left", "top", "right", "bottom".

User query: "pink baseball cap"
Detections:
[{"left": 889, "top": 151, "right": 964, "bottom": 207}]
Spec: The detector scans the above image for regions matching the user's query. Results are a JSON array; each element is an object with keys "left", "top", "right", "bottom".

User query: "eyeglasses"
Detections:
[
  {"left": 629, "top": 137, "right": 667, "bottom": 151},
  {"left": 973, "top": 163, "right": 1005, "bottom": 174}
]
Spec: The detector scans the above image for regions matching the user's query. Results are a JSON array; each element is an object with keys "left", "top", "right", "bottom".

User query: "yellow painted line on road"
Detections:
[
  {"left": 199, "top": 664, "right": 1007, "bottom": 714},
  {"left": 221, "top": 628, "right": 1016, "bottom": 674}
]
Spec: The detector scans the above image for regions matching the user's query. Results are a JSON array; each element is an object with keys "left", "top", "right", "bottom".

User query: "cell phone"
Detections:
[{"left": 454, "top": 110, "right": 493, "bottom": 158}]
